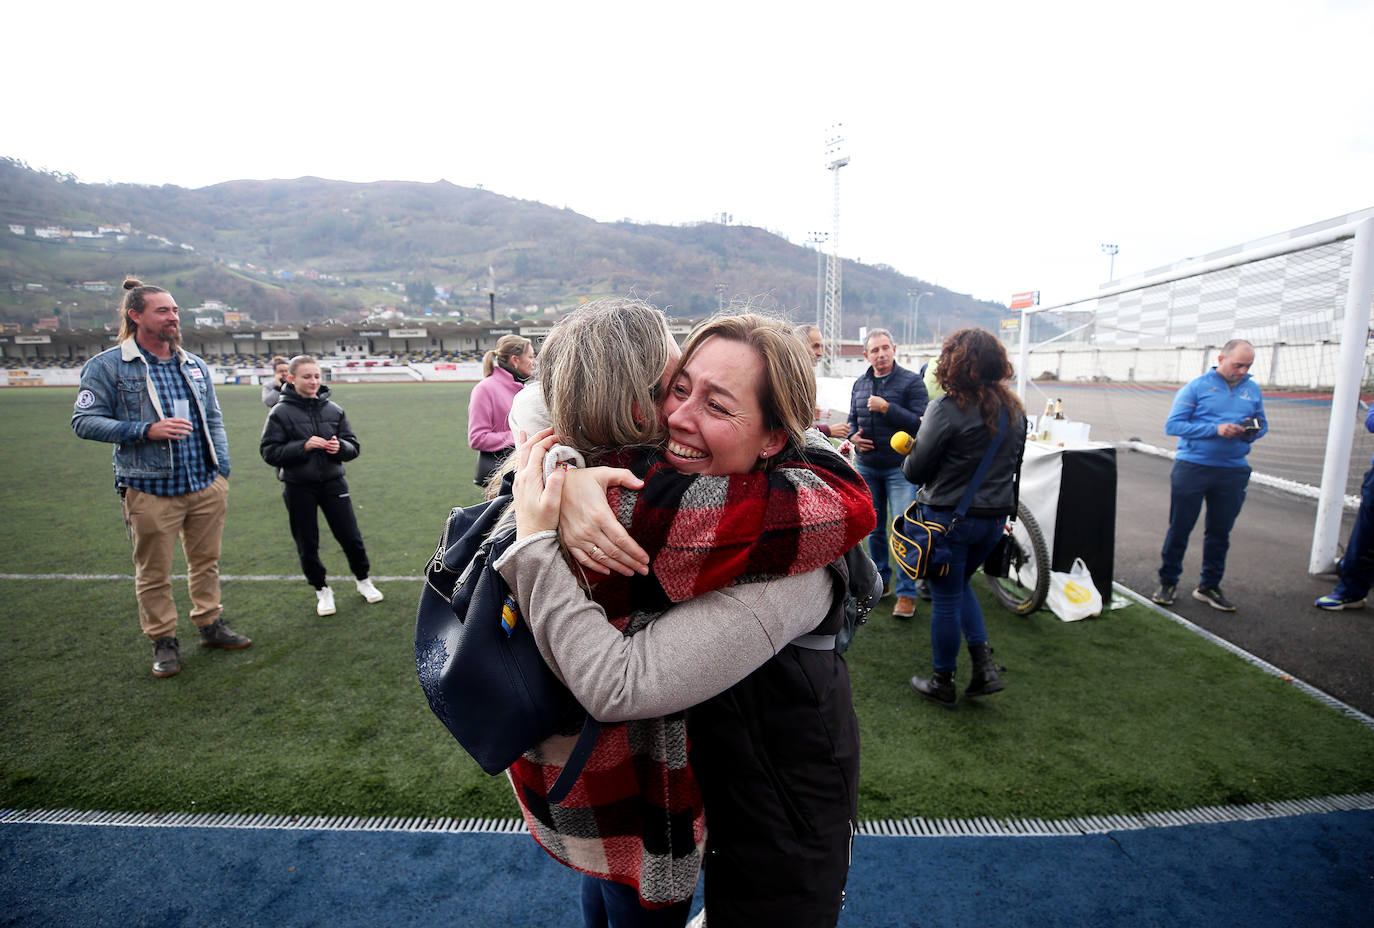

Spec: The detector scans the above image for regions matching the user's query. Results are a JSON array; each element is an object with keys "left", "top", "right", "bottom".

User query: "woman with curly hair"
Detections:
[{"left": 901, "top": 327, "right": 1027, "bottom": 708}]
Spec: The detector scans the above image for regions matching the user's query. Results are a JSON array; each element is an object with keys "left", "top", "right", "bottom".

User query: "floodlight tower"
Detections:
[
  {"left": 1101, "top": 242, "right": 1119, "bottom": 281},
  {"left": 821, "top": 126, "right": 849, "bottom": 375}
]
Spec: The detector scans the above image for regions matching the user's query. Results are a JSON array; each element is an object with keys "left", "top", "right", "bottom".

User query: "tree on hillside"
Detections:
[{"left": 404, "top": 278, "right": 434, "bottom": 307}]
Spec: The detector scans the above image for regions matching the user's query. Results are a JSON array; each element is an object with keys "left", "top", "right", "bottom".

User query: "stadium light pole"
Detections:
[
  {"left": 1101, "top": 243, "right": 1119, "bottom": 281},
  {"left": 809, "top": 232, "right": 829, "bottom": 327},
  {"left": 912, "top": 290, "right": 933, "bottom": 346}
]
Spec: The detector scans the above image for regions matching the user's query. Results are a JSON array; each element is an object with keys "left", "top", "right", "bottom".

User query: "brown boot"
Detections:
[
  {"left": 893, "top": 596, "right": 917, "bottom": 619},
  {"left": 152, "top": 636, "right": 181, "bottom": 677},
  {"left": 198, "top": 618, "right": 252, "bottom": 649}
]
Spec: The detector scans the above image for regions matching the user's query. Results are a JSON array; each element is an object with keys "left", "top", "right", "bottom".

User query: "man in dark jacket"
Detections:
[{"left": 847, "top": 328, "right": 928, "bottom": 617}]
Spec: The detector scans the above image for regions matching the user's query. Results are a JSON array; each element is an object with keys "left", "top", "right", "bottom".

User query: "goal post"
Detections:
[
  {"left": 1314, "top": 217, "right": 1374, "bottom": 572},
  {"left": 1014, "top": 216, "right": 1374, "bottom": 576}
]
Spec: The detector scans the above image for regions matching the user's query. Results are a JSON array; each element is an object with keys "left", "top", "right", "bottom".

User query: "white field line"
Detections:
[{"left": 0, "top": 573, "right": 425, "bottom": 581}]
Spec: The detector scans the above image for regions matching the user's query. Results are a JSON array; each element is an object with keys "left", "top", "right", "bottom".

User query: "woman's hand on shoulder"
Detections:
[
  {"left": 512, "top": 428, "right": 563, "bottom": 538},
  {"left": 560, "top": 467, "right": 650, "bottom": 577}
]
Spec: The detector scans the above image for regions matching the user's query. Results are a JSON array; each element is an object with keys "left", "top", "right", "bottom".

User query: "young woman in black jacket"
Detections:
[
  {"left": 901, "top": 328, "right": 1027, "bottom": 708},
  {"left": 260, "top": 355, "right": 383, "bottom": 616}
]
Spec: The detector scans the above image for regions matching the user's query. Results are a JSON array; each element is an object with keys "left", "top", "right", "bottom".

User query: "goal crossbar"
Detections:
[{"left": 1014, "top": 217, "right": 1374, "bottom": 575}]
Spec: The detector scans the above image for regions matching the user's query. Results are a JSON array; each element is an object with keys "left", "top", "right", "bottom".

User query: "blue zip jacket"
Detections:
[
  {"left": 847, "top": 362, "right": 928, "bottom": 470},
  {"left": 71, "top": 338, "right": 230, "bottom": 484},
  {"left": 1165, "top": 367, "right": 1266, "bottom": 469}
]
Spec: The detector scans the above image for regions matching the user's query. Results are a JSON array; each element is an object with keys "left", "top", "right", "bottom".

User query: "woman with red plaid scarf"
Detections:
[{"left": 493, "top": 307, "right": 876, "bottom": 928}]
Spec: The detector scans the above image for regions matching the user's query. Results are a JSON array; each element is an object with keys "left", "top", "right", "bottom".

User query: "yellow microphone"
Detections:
[{"left": 890, "top": 431, "right": 915, "bottom": 455}]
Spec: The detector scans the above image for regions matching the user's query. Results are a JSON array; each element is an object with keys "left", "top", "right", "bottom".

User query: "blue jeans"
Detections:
[
  {"left": 855, "top": 460, "right": 919, "bottom": 598},
  {"left": 922, "top": 510, "right": 1005, "bottom": 673},
  {"left": 1335, "top": 463, "right": 1374, "bottom": 600},
  {"left": 579, "top": 875, "right": 691, "bottom": 928},
  {"left": 1158, "top": 460, "right": 1250, "bottom": 589}
]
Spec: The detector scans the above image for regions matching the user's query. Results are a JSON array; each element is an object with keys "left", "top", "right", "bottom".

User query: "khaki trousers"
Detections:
[{"left": 122, "top": 475, "right": 229, "bottom": 640}]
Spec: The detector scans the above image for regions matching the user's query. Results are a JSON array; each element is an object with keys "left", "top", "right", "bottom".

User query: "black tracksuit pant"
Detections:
[{"left": 283, "top": 477, "right": 370, "bottom": 588}]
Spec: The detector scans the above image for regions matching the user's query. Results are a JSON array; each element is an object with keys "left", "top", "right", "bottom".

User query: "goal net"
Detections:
[{"left": 1013, "top": 213, "right": 1374, "bottom": 574}]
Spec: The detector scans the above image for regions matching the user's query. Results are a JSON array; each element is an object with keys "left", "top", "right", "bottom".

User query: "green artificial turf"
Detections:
[{"left": 2, "top": 384, "right": 1372, "bottom": 821}]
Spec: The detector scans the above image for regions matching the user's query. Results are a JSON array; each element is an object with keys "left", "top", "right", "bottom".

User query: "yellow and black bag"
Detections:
[
  {"left": 890, "top": 507, "right": 952, "bottom": 580},
  {"left": 889, "top": 407, "right": 1010, "bottom": 583}
]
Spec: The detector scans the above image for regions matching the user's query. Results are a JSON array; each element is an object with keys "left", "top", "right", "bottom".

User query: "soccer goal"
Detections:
[{"left": 1013, "top": 214, "right": 1374, "bottom": 575}]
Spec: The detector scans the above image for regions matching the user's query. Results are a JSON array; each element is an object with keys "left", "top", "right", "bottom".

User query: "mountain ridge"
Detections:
[{"left": 0, "top": 157, "right": 1007, "bottom": 337}]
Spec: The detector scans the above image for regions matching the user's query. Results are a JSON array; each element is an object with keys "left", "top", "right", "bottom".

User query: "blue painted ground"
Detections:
[{"left": 3, "top": 810, "right": 1371, "bottom": 927}]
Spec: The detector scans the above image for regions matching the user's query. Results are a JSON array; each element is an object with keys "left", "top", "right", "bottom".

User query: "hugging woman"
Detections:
[{"left": 486, "top": 303, "right": 876, "bottom": 928}]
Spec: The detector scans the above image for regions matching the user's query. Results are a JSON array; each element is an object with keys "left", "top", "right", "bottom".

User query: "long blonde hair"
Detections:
[{"left": 541, "top": 298, "right": 676, "bottom": 463}]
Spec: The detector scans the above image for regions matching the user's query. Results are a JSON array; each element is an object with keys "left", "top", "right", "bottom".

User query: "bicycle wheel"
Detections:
[{"left": 986, "top": 502, "right": 1050, "bottom": 615}]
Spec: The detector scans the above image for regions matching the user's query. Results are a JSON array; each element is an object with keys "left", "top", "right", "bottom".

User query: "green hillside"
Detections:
[{"left": 0, "top": 157, "right": 1007, "bottom": 335}]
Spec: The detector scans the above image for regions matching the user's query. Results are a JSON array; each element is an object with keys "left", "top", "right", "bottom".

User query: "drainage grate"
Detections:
[
  {"left": 3, "top": 793, "right": 1370, "bottom": 837},
  {"left": 852, "top": 793, "right": 1374, "bottom": 837}
]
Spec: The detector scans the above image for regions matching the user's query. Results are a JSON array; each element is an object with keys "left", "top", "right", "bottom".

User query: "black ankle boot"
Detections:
[
  {"left": 910, "top": 670, "right": 957, "bottom": 708},
  {"left": 965, "top": 642, "right": 1005, "bottom": 697}
]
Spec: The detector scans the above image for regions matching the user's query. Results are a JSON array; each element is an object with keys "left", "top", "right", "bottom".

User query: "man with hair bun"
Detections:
[{"left": 72, "top": 278, "right": 252, "bottom": 678}]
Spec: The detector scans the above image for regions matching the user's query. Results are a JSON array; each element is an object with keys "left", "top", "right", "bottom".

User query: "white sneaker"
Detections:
[
  {"left": 356, "top": 578, "right": 384, "bottom": 603},
  {"left": 315, "top": 586, "right": 336, "bottom": 616}
]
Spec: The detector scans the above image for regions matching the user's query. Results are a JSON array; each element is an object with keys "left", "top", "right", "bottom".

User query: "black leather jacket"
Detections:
[
  {"left": 259, "top": 383, "right": 360, "bottom": 484},
  {"left": 902, "top": 395, "right": 1026, "bottom": 517}
]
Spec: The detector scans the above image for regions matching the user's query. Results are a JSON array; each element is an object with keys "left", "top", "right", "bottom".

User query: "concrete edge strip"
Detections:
[
  {"left": 1113, "top": 582, "right": 1374, "bottom": 731},
  {"left": 3, "top": 794, "right": 1371, "bottom": 838}
]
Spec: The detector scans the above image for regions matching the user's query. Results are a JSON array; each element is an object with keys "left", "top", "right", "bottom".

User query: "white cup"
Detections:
[{"left": 173, "top": 399, "right": 190, "bottom": 420}]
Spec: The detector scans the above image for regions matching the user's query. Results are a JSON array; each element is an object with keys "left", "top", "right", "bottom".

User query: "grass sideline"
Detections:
[{"left": 2, "top": 383, "right": 1372, "bottom": 821}]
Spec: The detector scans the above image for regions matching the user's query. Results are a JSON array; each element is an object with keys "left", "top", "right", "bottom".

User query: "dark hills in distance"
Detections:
[{"left": 0, "top": 157, "right": 1006, "bottom": 338}]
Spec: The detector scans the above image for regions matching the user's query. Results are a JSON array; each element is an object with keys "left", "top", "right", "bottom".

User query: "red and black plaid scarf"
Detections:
[{"left": 507, "top": 433, "right": 875, "bottom": 906}]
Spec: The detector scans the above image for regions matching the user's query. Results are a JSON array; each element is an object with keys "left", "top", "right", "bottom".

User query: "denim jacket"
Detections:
[{"left": 71, "top": 338, "right": 230, "bottom": 483}]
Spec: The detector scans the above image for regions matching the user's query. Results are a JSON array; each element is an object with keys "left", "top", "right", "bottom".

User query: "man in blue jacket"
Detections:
[
  {"left": 73, "top": 279, "right": 252, "bottom": 678},
  {"left": 1152, "top": 339, "right": 1266, "bottom": 611},
  {"left": 848, "top": 328, "right": 928, "bottom": 617}
]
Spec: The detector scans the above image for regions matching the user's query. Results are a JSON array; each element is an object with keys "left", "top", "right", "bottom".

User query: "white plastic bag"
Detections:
[{"left": 1046, "top": 557, "right": 1103, "bottom": 622}]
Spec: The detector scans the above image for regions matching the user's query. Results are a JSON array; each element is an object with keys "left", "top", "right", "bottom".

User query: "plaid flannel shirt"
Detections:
[{"left": 123, "top": 349, "right": 216, "bottom": 497}]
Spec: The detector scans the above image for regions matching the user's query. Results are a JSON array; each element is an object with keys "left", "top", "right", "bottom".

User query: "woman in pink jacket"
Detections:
[{"left": 467, "top": 334, "right": 535, "bottom": 487}]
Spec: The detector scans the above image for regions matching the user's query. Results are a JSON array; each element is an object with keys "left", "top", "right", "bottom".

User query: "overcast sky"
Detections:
[{"left": 6, "top": 0, "right": 1372, "bottom": 308}]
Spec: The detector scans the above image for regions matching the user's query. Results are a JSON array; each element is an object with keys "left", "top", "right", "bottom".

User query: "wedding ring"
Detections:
[{"left": 590, "top": 545, "right": 606, "bottom": 560}]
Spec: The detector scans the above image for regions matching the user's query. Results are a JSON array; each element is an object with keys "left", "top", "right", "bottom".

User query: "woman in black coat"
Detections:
[
  {"left": 260, "top": 355, "right": 383, "bottom": 616},
  {"left": 902, "top": 328, "right": 1027, "bottom": 708}
]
